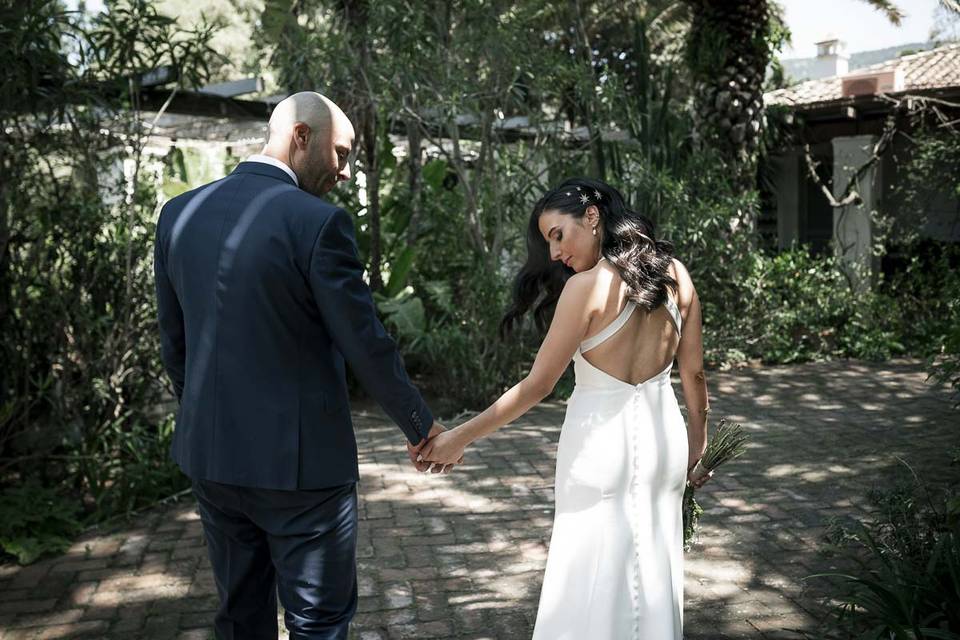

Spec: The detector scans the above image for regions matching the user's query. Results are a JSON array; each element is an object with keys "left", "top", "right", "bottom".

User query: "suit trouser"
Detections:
[{"left": 191, "top": 478, "right": 358, "bottom": 640}]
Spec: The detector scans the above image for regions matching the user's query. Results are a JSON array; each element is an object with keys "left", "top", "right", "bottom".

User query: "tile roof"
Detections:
[{"left": 765, "top": 43, "right": 960, "bottom": 107}]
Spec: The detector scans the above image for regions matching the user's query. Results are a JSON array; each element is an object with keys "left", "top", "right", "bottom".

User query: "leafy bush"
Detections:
[
  {"left": 0, "top": 483, "right": 82, "bottom": 565},
  {"left": 889, "top": 250, "right": 960, "bottom": 405},
  {"left": 932, "top": 323, "right": 960, "bottom": 407},
  {"left": 376, "top": 268, "right": 539, "bottom": 413},
  {"left": 739, "top": 249, "right": 904, "bottom": 363},
  {"left": 82, "top": 416, "right": 190, "bottom": 520},
  {"left": 421, "top": 273, "right": 542, "bottom": 412},
  {"left": 0, "top": 0, "right": 218, "bottom": 562},
  {"left": 815, "top": 470, "right": 960, "bottom": 639}
]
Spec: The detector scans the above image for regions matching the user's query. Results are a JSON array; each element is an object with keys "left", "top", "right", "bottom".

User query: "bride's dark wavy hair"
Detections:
[{"left": 500, "top": 177, "right": 677, "bottom": 336}]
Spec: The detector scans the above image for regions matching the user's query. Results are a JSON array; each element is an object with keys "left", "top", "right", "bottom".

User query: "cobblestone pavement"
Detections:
[{"left": 1, "top": 359, "right": 956, "bottom": 640}]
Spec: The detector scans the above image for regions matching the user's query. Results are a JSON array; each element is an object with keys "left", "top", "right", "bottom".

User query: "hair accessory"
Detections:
[
  {"left": 579, "top": 193, "right": 590, "bottom": 205},
  {"left": 593, "top": 189, "right": 601, "bottom": 200},
  {"left": 565, "top": 192, "right": 572, "bottom": 196}
]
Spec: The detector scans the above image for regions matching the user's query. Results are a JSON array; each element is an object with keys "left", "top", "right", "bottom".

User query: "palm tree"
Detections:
[{"left": 683, "top": 0, "right": 905, "bottom": 200}]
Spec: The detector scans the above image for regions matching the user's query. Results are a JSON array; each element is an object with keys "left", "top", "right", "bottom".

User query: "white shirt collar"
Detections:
[{"left": 246, "top": 154, "right": 299, "bottom": 186}]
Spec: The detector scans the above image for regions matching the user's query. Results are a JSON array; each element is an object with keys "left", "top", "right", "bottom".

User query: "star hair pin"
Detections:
[{"left": 570, "top": 186, "right": 591, "bottom": 205}]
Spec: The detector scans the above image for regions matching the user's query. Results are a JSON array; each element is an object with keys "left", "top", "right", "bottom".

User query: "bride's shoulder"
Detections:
[
  {"left": 559, "top": 262, "right": 610, "bottom": 310},
  {"left": 668, "top": 258, "right": 696, "bottom": 305},
  {"left": 571, "top": 258, "right": 614, "bottom": 286},
  {"left": 668, "top": 257, "right": 689, "bottom": 280},
  {"left": 561, "top": 269, "right": 595, "bottom": 295}
]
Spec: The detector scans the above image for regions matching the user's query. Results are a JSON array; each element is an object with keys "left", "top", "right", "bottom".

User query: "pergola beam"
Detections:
[{"left": 138, "top": 88, "right": 272, "bottom": 121}]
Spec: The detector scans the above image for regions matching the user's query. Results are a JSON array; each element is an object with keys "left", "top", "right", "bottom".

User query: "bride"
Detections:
[{"left": 419, "top": 177, "right": 712, "bottom": 639}]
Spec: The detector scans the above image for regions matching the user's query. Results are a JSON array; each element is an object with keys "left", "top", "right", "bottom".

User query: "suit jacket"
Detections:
[{"left": 153, "top": 161, "right": 433, "bottom": 490}]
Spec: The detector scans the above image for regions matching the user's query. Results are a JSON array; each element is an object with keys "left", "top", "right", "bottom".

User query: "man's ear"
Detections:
[{"left": 292, "top": 122, "right": 311, "bottom": 150}]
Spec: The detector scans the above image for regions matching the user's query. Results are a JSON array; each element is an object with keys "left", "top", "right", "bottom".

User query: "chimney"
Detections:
[{"left": 811, "top": 36, "right": 849, "bottom": 79}]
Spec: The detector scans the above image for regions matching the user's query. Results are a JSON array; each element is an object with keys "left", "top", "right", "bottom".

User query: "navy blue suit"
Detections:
[{"left": 154, "top": 161, "right": 433, "bottom": 638}]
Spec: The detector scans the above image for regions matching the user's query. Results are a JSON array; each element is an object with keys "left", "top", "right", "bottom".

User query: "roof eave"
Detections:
[{"left": 766, "top": 85, "right": 960, "bottom": 122}]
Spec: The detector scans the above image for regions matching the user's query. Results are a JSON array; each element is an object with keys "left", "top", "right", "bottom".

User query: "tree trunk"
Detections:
[
  {"left": 686, "top": 0, "right": 771, "bottom": 207},
  {"left": 0, "top": 159, "right": 10, "bottom": 417},
  {"left": 572, "top": 0, "right": 606, "bottom": 179},
  {"left": 339, "top": 0, "right": 383, "bottom": 290},
  {"left": 405, "top": 114, "right": 423, "bottom": 248},
  {"left": 449, "top": 118, "right": 486, "bottom": 258},
  {"left": 363, "top": 100, "right": 382, "bottom": 292}
]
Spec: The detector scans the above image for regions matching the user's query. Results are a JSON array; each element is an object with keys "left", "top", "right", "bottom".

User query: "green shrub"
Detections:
[
  {"left": 932, "top": 322, "right": 960, "bottom": 407},
  {"left": 0, "top": 483, "right": 82, "bottom": 565},
  {"left": 740, "top": 249, "right": 905, "bottom": 363},
  {"left": 377, "top": 267, "right": 539, "bottom": 413},
  {"left": 0, "top": 0, "right": 219, "bottom": 563},
  {"left": 888, "top": 251, "right": 960, "bottom": 405},
  {"left": 81, "top": 416, "right": 189, "bottom": 520},
  {"left": 815, "top": 471, "right": 960, "bottom": 639}
]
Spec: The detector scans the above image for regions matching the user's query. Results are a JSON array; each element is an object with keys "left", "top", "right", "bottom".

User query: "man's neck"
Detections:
[
  {"left": 247, "top": 151, "right": 299, "bottom": 186},
  {"left": 259, "top": 147, "right": 290, "bottom": 165}
]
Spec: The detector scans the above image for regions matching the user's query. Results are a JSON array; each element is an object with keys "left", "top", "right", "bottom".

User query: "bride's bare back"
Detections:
[{"left": 580, "top": 260, "right": 681, "bottom": 386}]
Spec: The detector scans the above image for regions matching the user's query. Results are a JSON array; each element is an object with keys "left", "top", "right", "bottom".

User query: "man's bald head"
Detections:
[
  {"left": 262, "top": 91, "right": 355, "bottom": 196},
  {"left": 266, "top": 92, "right": 347, "bottom": 144}
]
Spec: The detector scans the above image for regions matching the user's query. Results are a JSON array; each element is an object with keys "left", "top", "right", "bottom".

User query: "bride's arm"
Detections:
[
  {"left": 419, "top": 273, "right": 595, "bottom": 464},
  {"left": 673, "top": 260, "right": 710, "bottom": 479}
]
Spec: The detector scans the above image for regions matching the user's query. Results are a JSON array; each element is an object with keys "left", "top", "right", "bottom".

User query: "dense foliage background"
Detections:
[
  {"left": 0, "top": 0, "right": 221, "bottom": 562},
  {"left": 1, "top": 7, "right": 958, "bottom": 633}
]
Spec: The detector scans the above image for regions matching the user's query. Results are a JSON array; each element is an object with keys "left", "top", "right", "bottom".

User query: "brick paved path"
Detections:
[{"left": 1, "top": 359, "right": 956, "bottom": 640}]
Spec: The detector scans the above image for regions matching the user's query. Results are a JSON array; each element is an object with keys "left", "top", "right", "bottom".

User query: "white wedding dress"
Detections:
[{"left": 532, "top": 292, "right": 687, "bottom": 640}]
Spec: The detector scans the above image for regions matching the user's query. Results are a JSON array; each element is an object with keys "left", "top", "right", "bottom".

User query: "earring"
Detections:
[{"left": 592, "top": 227, "right": 597, "bottom": 236}]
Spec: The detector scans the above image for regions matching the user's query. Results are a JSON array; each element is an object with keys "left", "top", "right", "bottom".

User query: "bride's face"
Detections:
[{"left": 538, "top": 207, "right": 601, "bottom": 272}]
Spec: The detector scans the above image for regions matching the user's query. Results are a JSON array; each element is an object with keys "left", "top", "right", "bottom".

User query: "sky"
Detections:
[{"left": 778, "top": 0, "right": 940, "bottom": 58}]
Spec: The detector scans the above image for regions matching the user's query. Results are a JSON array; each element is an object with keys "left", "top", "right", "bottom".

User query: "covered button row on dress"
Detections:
[{"left": 629, "top": 391, "right": 642, "bottom": 639}]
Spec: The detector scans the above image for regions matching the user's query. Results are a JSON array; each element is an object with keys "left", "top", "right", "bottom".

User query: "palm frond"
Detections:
[{"left": 860, "top": 0, "right": 905, "bottom": 26}]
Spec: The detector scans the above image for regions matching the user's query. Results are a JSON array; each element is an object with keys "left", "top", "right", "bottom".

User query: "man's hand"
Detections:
[
  {"left": 419, "top": 429, "right": 468, "bottom": 469},
  {"left": 407, "top": 422, "right": 457, "bottom": 473}
]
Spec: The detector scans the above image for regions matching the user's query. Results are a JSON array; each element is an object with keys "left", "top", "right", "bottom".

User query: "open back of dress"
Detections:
[{"left": 580, "top": 296, "right": 682, "bottom": 387}]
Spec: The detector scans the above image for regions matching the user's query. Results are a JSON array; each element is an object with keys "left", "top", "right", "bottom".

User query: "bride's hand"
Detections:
[
  {"left": 419, "top": 429, "right": 468, "bottom": 470},
  {"left": 686, "top": 458, "right": 713, "bottom": 489}
]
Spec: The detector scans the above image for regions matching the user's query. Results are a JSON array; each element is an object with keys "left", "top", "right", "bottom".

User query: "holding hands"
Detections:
[
  {"left": 407, "top": 422, "right": 468, "bottom": 474},
  {"left": 418, "top": 428, "right": 468, "bottom": 469}
]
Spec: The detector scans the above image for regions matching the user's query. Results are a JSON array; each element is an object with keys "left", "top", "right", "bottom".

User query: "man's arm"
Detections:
[
  {"left": 154, "top": 225, "right": 186, "bottom": 401},
  {"left": 308, "top": 208, "right": 434, "bottom": 447}
]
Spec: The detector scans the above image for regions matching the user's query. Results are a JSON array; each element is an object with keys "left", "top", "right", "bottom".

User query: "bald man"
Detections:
[{"left": 154, "top": 92, "right": 445, "bottom": 639}]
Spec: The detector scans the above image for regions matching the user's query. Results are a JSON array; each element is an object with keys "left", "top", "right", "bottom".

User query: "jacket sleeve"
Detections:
[
  {"left": 308, "top": 208, "right": 433, "bottom": 445},
  {"left": 154, "top": 220, "right": 186, "bottom": 402}
]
